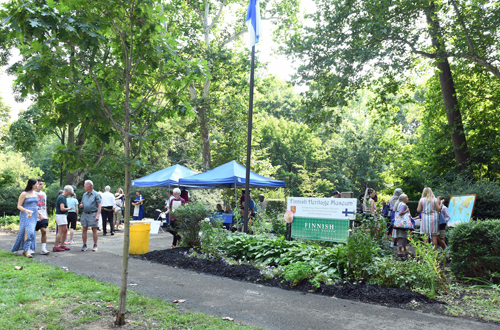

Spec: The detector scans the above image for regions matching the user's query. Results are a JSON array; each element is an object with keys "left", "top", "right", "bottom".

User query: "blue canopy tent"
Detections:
[
  {"left": 179, "top": 161, "right": 285, "bottom": 212},
  {"left": 178, "top": 160, "right": 285, "bottom": 189},
  {"left": 131, "top": 164, "right": 198, "bottom": 188}
]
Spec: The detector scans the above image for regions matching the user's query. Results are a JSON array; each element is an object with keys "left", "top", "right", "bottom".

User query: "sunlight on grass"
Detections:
[{"left": 0, "top": 250, "right": 257, "bottom": 329}]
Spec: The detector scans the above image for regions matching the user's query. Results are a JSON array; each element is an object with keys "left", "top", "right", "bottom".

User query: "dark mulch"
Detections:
[{"left": 136, "top": 248, "right": 439, "bottom": 311}]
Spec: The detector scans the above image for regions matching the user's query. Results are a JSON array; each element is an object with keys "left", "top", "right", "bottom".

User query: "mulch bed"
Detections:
[{"left": 136, "top": 248, "right": 440, "bottom": 312}]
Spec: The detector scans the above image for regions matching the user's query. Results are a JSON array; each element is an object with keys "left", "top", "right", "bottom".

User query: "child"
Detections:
[{"left": 437, "top": 196, "right": 450, "bottom": 250}]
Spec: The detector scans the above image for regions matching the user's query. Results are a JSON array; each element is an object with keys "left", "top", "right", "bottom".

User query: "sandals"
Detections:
[{"left": 23, "top": 251, "right": 33, "bottom": 258}]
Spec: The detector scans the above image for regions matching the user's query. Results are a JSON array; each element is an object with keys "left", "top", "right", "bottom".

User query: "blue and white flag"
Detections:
[{"left": 245, "top": 0, "right": 262, "bottom": 47}]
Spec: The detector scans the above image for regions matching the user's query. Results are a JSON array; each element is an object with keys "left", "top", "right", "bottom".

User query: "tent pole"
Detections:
[{"left": 234, "top": 183, "right": 237, "bottom": 206}]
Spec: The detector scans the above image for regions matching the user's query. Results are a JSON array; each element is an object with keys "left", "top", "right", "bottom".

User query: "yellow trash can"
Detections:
[{"left": 129, "top": 221, "right": 151, "bottom": 255}]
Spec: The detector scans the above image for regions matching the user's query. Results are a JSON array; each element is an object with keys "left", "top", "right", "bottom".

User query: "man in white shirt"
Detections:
[
  {"left": 32, "top": 179, "right": 50, "bottom": 255},
  {"left": 258, "top": 194, "right": 267, "bottom": 214},
  {"left": 101, "top": 186, "right": 116, "bottom": 236}
]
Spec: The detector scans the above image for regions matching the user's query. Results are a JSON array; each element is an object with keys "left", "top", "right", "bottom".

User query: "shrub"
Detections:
[
  {"left": 0, "top": 186, "right": 24, "bottom": 216},
  {"left": 270, "top": 214, "right": 286, "bottom": 237},
  {"left": 356, "top": 213, "right": 387, "bottom": 244},
  {"left": 366, "top": 258, "right": 426, "bottom": 289},
  {"left": 449, "top": 220, "right": 500, "bottom": 282},
  {"left": 266, "top": 199, "right": 286, "bottom": 214},
  {"left": 0, "top": 215, "right": 19, "bottom": 227},
  {"left": 410, "top": 237, "right": 449, "bottom": 298},
  {"left": 283, "top": 262, "right": 313, "bottom": 286},
  {"left": 199, "top": 221, "right": 229, "bottom": 257},
  {"left": 172, "top": 202, "right": 212, "bottom": 248},
  {"left": 346, "top": 229, "right": 381, "bottom": 280},
  {"left": 222, "top": 234, "right": 300, "bottom": 264},
  {"left": 279, "top": 243, "right": 347, "bottom": 279}
]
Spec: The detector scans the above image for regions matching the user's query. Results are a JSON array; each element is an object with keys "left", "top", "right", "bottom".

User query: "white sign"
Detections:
[{"left": 288, "top": 197, "right": 357, "bottom": 220}]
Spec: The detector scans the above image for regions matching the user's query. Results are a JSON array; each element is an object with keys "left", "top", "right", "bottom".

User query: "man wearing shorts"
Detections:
[
  {"left": 80, "top": 180, "right": 101, "bottom": 252},
  {"left": 53, "top": 185, "right": 74, "bottom": 252},
  {"left": 32, "top": 179, "right": 50, "bottom": 255}
]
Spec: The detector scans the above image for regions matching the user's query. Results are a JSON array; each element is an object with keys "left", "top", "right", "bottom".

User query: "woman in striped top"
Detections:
[{"left": 416, "top": 187, "right": 442, "bottom": 250}]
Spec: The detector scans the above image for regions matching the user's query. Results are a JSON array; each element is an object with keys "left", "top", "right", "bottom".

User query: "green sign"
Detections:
[{"left": 291, "top": 216, "right": 350, "bottom": 243}]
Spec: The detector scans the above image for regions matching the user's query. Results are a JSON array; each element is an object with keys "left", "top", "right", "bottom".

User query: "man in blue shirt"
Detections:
[{"left": 248, "top": 192, "right": 257, "bottom": 216}]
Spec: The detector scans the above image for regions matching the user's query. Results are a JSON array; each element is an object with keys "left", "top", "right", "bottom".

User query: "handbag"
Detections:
[
  {"left": 438, "top": 211, "right": 446, "bottom": 225},
  {"left": 393, "top": 211, "right": 415, "bottom": 230}
]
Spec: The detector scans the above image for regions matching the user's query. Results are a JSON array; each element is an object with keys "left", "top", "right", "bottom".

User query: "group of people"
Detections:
[
  {"left": 10, "top": 179, "right": 140, "bottom": 257},
  {"left": 354, "top": 186, "right": 451, "bottom": 254},
  {"left": 238, "top": 191, "right": 268, "bottom": 215},
  {"left": 386, "top": 187, "right": 450, "bottom": 255}
]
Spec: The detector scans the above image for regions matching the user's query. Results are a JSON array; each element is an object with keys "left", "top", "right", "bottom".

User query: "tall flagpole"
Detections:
[{"left": 243, "top": 45, "right": 256, "bottom": 234}]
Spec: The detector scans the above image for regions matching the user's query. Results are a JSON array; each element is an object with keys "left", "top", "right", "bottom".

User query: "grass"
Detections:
[
  {"left": 0, "top": 250, "right": 258, "bottom": 329},
  {"left": 436, "top": 281, "right": 500, "bottom": 323}
]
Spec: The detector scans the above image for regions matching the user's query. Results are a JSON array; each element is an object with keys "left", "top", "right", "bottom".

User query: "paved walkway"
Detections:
[{"left": 0, "top": 230, "right": 498, "bottom": 330}]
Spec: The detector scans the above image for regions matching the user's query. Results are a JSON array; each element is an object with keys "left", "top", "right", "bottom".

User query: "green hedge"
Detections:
[
  {"left": 449, "top": 220, "right": 500, "bottom": 281},
  {"left": 266, "top": 199, "right": 286, "bottom": 214},
  {"left": 0, "top": 186, "right": 24, "bottom": 216}
]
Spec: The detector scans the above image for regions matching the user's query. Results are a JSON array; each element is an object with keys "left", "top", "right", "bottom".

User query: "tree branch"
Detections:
[
  {"left": 450, "top": 0, "right": 475, "bottom": 56},
  {"left": 207, "top": 0, "right": 228, "bottom": 31},
  {"left": 451, "top": 53, "right": 500, "bottom": 81},
  {"left": 221, "top": 28, "right": 247, "bottom": 48}
]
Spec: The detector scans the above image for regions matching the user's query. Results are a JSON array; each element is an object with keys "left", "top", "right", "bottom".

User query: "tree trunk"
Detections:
[
  {"left": 425, "top": 4, "right": 471, "bottom": 174},
  {"left": 116, "top": 130, "right": 131, "bottom": 326},
  {"left": 65, "top": 123, "right": 78, "bottom": 186},
  {"left": 190, "top": 78, "right": 212, "bottom": 172},
  {"left": 117, "top": 40, "right": 132, "bottom": 324},
  {"left": 64, "top": 123, "right": 104, "bottom": 186},
  {"left": 59, "top": 128, "right": 66, "bottom": 186},
  {"left": 200, "top": 109, "right": 211, "bottom": 171}
]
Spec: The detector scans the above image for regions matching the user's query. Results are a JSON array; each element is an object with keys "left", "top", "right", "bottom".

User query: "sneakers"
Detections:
[
  {"left": 103, "top": 233, "right": 107, "bottom": 236},
  {"left": 92, "top": 244, "right": 98, "bottom": 252},
  {"left": 61, "top": 245, "right": 70, "bottom": 251},
  {"left": 111, "top": 232, "right": 114, "bottom": 236},
  {"left": 53, "top": 246, "right": 65, "bottom": 252},
  {"left": 68, "top": 240, "right": 75, "bottom": 244},
  {"left": 40, "top": 249, "right": 50, "bottom": 255},
  {"left": 81, "top": 244, "right": 88, "bottom": 252},
  {"left": 28, "top": 249, "right": 35, "bottom": 255}
]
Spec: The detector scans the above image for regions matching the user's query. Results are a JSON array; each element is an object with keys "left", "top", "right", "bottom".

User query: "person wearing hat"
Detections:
[
  {"left": 332, "top": 191, "right": 341, "bottom": 198},
  {"left": 258, "top": 194, "right": 267, "bottom": 214}
]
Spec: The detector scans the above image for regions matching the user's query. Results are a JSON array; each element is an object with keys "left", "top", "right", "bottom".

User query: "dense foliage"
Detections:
[
  {"left": 0, "top": 0, "right": 499, "bottom": 218},
  {"left": 449, "top": 220, "right": 500, "bottom": 282},
  {"left": 195, "top": 224, "right": 449, "bottom": 298}
]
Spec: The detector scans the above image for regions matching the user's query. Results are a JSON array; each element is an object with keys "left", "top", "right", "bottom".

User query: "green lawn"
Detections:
[{"left": 0, "top": 250, "right": 257, "bottom": 329}]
